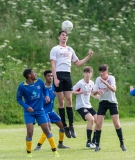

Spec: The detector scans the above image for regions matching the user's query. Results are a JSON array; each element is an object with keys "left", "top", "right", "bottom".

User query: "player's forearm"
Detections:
[
  {"left": 92, "top": 90, "right": 99, "bottom": 96},
  {"left": 105, "top": 83, "right": 116, "bottom": 92},
  {"left": 75, "top": 55, "right": 92, "bottom": 67},
  {"left": 51, "top": 60, "right": 57, "bottom": 79},
  {"left": 17, "top": 99, "right": 29, "bottom": 110}
]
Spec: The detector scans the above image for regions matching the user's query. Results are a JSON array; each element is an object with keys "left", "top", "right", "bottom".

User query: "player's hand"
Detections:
[
  {"left": 76, "top": 91, "right": 84, "bottom": 95},
  {"left": 130, "top": 86, "right": 134, "bottom": 91},
  {"left": 53, "top": 91, "right": 56, "bottom": 95},
  {"left": 97, "top": 89, "right": 103, "bottom": 95},
  {"left": 54, "top": 78, "right": 60, "bottom": 87},
  {"left": 88, "top": 50, "right": 93, "bottom": 57},
  {"left": 27, "top": 107, "right": 34, "bottom": 112},
  {"left": 45, "top": 96, "right": 50, "bottom": 103}
]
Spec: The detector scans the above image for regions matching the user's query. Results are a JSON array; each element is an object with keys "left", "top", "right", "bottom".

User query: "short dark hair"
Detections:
[
  {"left": 58, "top": 30, "right": 68, "bottom": 36},
  {"left": 99, "top": 64, "right": 109, "bottom": 71},
  {"left": 44, "top": 70, "right": 52, "bottom": 77},
  {"left": 83, "top": 66, "right": 93, "bottom": 73},
  {"left": 23, "top": 68, "right": 32, "bottom": 79}
]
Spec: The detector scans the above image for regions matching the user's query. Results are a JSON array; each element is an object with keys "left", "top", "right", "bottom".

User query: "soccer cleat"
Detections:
[
  {"left": 57, "top": 143, "right": 71, "bottom": 149},
  {"left": 86, "top": 142, "right": 96, "bottom": 149},
  {"left": 53, "top": 151, "right": 59, "bottom": 157},
  {"left": 69, "top": 126, "right": 76, "bottom": 138},
  {"left": 27, "top": 153, "right": 32, "bottom": 157},
  {"left": 120, "top": 144, "right": 127, "bottom": 151},
  {"left": 64, "top": 127, "right": 71, "bottom": 138},
  {"left": 34, "top": 146, "right": 41, "bottom": 151},
  {"left": 95, "top": 146, "right": 101, "bottom": 152}
]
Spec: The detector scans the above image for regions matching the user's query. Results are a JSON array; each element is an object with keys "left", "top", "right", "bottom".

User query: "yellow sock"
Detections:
[
  {"left": 26, "top": 140, "right": 32, "bottom": 152},
  {"left": 38, "top": 133, "right": 46, "bottom": 144},
  {"left": 59, "top": 131, "right": 64, "bottom": 142},
  {"left": 47, "top": 136, "right": 56, "bottom": 149}
]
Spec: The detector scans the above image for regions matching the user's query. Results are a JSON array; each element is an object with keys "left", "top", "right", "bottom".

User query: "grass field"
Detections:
[{"left": 0, "top": 118, "right": 135, "bottom": 160}]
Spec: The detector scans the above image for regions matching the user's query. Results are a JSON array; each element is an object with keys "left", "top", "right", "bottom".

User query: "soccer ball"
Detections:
[{"left": 62, "top": 20, "right": 73, "bottom": 32}]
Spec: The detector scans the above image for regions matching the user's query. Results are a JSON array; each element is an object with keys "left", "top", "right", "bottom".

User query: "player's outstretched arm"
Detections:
[{"left": 74, "top": 50, "right": 93, "bottom": 67}]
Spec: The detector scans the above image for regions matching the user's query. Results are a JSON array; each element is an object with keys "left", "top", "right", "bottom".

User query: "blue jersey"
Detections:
[
  {"left": 130, "top": 89, "right": 135, "bottom": 96},
  {"left": 16, "top": 78, "right": 49, "bottom": 112},
  {"left": 43, "top": 83, "right": 56, "bottom": 113}
]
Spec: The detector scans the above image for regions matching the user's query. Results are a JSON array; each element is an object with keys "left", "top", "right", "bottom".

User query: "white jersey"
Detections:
[
  {"left": 50, "top": 45, "right": 78, "bottom": 72},
  {"left": 93, "top": 75, "right": 117, "bottom": 103},
  {"left": 73, "top": 79, "right": 94, "bottom": 110}
]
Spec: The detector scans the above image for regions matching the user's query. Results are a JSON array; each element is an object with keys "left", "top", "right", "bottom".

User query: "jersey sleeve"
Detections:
[
  {"left": 73, "top": 80, "right": 82, "bottom": 91},
  {"left": 130, "top": 89, "right": 135, "bottom": 96},
  {"left": 16, "top": 84, "right": 29, "bottom": 110},
  {"left": 70, "top": 47, "right": 78, "bottom": 63},
  {"left": 110, "top": 76, "right": 116, "bottom": 88},
  {"left": 50, "top": 47, "right": 56, "bottom": 61},
  {"left": 91, "top": 81, "right": 95, "bottom": 91},
  {"left": 93, "top": 78, "right": 99, "bottom": 91}
]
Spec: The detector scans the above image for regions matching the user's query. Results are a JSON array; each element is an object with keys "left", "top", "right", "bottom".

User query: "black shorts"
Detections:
[
  {"left": 77, "top": 108, "right": 97, "bottom": 121},
  {"left": 54, "top": 72, "right": 72, "bottom": 92},
  {"left": 97, "top": 100, "right": 118, "bottom": 116}
]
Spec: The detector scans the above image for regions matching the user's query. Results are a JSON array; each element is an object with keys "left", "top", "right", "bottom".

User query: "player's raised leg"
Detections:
[
  {"left": 64, "top": 91, "right": 76, "bottom": 138},
  {"left": 57, "top": 92, "right": 71, "bottom": 138}
]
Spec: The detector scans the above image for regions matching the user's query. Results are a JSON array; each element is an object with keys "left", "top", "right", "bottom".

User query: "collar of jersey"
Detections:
[
  {"left": 58, "top": 44, "right": 66, "bottom": 47},
  {"left": 44, "top": 83, "right": 52, "bottom": 88},
  {"left": 23, "top": 79, "right": 37, "bottom": 85}
]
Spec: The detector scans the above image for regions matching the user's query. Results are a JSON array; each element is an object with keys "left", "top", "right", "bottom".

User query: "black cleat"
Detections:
[
  {"left": 64, "top": 127, "right": 71, "bottom": 138},
  {"left": 95, "top": 146, "right": 101, "bottom": 152},
  {"left": 69, "top": 126, "right": 76, "bottom": 138},
  {"left": 120, "top": 145, "right": 127, "bottom": 151}
]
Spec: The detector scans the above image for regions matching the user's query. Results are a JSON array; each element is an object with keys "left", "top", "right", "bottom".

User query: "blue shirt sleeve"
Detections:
[
  {"left": 130, "top": 89, "right": 135, "bottom": 96},
  {"left": 16, "top": 84, "right": 29, "bottom": 110}
]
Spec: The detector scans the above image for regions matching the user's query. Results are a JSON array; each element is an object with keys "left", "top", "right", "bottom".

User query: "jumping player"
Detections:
[
  {"left": 34, "top": 70, "right": 70, "bottom": 150},
  {"left": 16, "top": 69, "right": 59, "bottom": 157},
  {"left": 50, "top": 30, "right": 93, "bottom": 138}
]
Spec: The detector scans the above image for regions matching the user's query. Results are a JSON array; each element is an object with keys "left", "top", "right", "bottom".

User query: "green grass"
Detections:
[{"left": 0, "top": 118, "right": 135, "bottom": 160}]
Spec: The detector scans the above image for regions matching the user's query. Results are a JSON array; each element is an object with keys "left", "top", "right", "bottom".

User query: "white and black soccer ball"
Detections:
[{"left": 62, "top": 20, "right": 73, "bottom": 32}]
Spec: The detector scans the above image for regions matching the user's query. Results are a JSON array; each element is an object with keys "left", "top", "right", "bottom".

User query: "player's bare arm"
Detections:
[
  {"left": 92, "top": 90, "right": 103, "bottom": 96},
  {"left": 100, "top": 78, "right": 116, "bottom": 92},
  {"left": 74, "top": 50, "right": 93, "bottom": 67},
  {"left": 72, "top": 90, "right": 84, "bottom": 95},
  {"left": 51, "top": 60, "right": 60, "bottom": 87},
  {"left": 91, "top": 92, "right": 100, "bottom": 99}
]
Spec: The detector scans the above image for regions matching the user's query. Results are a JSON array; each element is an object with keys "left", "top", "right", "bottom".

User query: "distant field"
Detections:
[{"left": 0, "top": 118, "right": 135, "bottom": 160}]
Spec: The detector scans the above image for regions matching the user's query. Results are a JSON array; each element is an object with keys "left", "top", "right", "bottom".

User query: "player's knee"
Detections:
[
  {"left": 96, "top": 122, "right": 102, "bottom": 130},
  {"left": 27, "top": 130, "right": 33, "bottom": 137},
  {"left": 66, "top": 98, "right": 72, "bottom": 106},
  {"left": 88, "top": 117, "right": 94, "bottom": 124},
  {"left": 114, "top": 122, "right": 121, "bottom": 129}
]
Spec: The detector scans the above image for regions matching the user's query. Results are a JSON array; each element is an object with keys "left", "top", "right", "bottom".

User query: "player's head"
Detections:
[
  {"left": 99, "top": 64, "right": 109, "bottom": 79},
  {"left": 23, "top": 68, "right": 36, "bottom": 80},
  {"left": 99, "top": 64, "right": 108, "bottom": 71},
  {"left": 44, "top": 70, "right": 53, "bottom": 83},
  {"left": 83, "top": 66, "right": 93, "bottom": 79},
  {"left": 58, "top": 30, "right": 68, "bottom": 37},
  {"left": 58, "top": 30, "right": 68, "bottom": 44}
]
